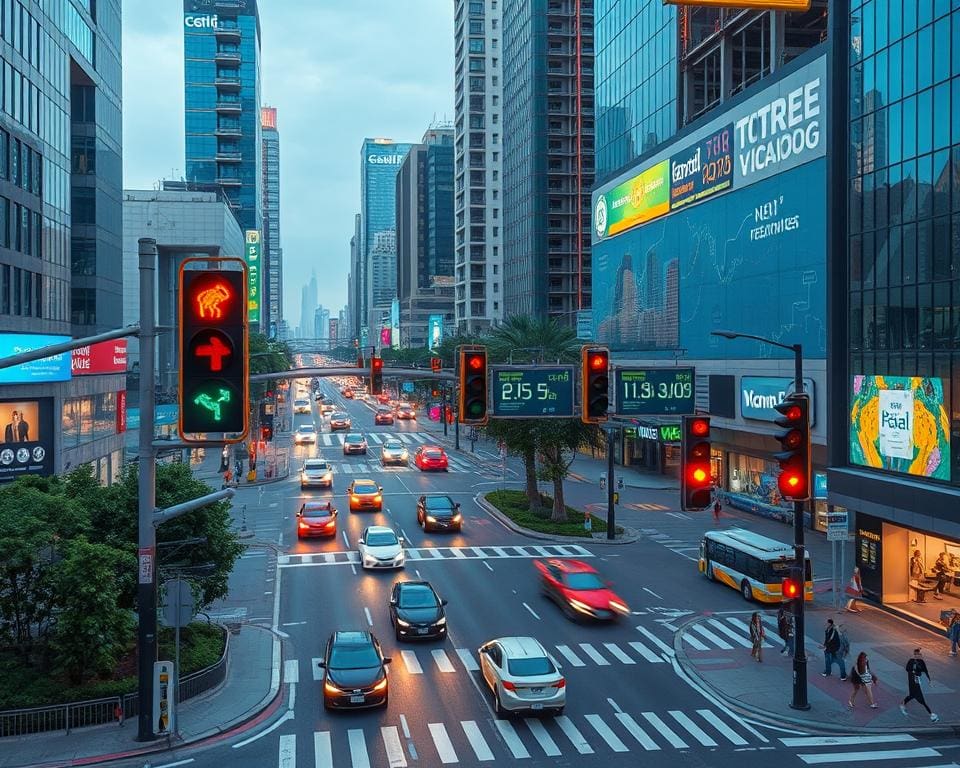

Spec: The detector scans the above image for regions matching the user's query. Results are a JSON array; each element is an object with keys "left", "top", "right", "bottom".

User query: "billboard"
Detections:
[
  {"left": 72, "top": 340, "right": 128, "bottom": 375},
  {"left": 390, "top": 298, "right": 401, "bottom": 351},
  {"left": 740, "top": 376, "right": 817, "bottom": 422},
  {"left": 0, "top": 398, "right": 54, "bottom": 480},
  {"left": 328, "top": 318, "right": 339, "bottom": 344},
  {"left": 427, "top": 315, "right": 443, "bottom": 349},
  {"left": 380, "top": 327, "right": 392, "bottom": 347},
  {"left": 0, "top": 334, "right": 72, "bottom": 383},
  {"left": 594, "top": 160, "right": 670, "bottom": 239},
  {"left": 850, "top": 375, "right": 951, "bottom": 481},
  {"left": 244, "top": 230, "right": 261, "bottom": 324}
]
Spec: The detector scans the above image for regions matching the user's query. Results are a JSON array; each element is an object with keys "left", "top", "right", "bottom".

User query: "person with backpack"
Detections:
[
  {"left": 777, "top": 603, "right": 794, "bottom": 656},
  {"left": 900, "top": 648, "right": 940, "bottom": 722},
  {"left": 848, "top": 651, "right": 878, "bottom": 709},
  {"left": 820, "top": 618, "right": 847, "bottom": 680}
]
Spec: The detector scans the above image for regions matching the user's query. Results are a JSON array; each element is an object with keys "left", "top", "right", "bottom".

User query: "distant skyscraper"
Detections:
[
  {"left": 183, "top": 0, "right": 262, "bottom": 233},
  {"left": 300, "top": 272, "right": 317, "bottom": 338},
  {"left": 348, "top": 214, "right": 361, "bottom": 342},
  {"left": 261, "top": 106, "right": 282, "bottom": 336}
]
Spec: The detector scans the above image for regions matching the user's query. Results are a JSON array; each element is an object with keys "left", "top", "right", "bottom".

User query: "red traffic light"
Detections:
[
  {"left": 189, "top": 278, "right": 235, "bottom": 320},
  {"left": 372, "top": 358, "right": 383, "bottom": 372},
  {"left": 779, "top": 468, "right": 806, "bottom": 494},
  {"left": 466, "top": 354, "right": 484, "bottom": 371},
  {"left": 689, "top": 465, "right": 710, "bottom": 485},
  {"left": 781, "top": 404, "right": 802, "bottom": 421},
  {"left": 590, "top": 354, "right": 607, "bottom": 370},
  {"left": 781, "top": 577, "right": 799, "bottom": 600},
  {"left": 690, "top": 418, "right": 709, "bottom": 437}
]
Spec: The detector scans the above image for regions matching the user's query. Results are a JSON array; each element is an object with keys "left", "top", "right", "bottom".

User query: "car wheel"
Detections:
[
  {"left": 494, "top": 689, "right": 507, "bottom": 718},
  {"left": 741, "top": 580, "right": 753, "bottom": 601}
]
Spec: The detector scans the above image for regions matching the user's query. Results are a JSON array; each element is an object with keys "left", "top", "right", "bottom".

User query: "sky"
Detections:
[{"left": 122, "top": 0, "right": 454, "bottom": 328}]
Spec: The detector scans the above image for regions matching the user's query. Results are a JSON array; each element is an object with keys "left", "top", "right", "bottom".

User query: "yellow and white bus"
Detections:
[{"left": 698, "top": 528, "right": 813, "bottom": 603}]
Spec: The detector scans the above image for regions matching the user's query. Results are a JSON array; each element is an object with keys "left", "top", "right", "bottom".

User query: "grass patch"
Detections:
[
  {"left": 0, "top": 622, "right": 226, "bottom": 710},
  {"left": 485, "top": 489, "right": 622, "bottom": 538}
]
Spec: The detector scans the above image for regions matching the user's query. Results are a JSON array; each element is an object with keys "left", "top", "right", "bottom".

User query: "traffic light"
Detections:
[
  {"left": 370, "top": 356, "right": 383, "bottom": 395},
  {"left": 178, "top": 259, "right": 248, "bottom": 439},
  {"left": 431, "top": 357, "right": 442, "bottom": 373},
  {"left": 581, "top": 346, "right": 609, "bottom": 423},
  {"left": 458, "top": 346, "right": 488, "bottom": 425},
  {"left": 781, "top": 571, "right": 800, "bottom": 601},
  {"left": 774, "top": 392, "right": 811, "bottom": 501},
  {"left": 681, "top": 415, "right": 712, "bottom": 511}
]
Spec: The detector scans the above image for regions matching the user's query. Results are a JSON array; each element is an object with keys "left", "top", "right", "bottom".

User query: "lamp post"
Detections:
[{"left": 711, "top": 330, "right": 809, "bottom": 711}]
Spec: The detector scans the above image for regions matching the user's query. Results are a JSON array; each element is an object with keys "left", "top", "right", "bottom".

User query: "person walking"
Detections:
[
  {"left": 838, "top": 623, "right": 851, "bottom": 669},
  {"left": 820, "top": 618, "right": 847, "bottom": 680},
  {"left": 749, "top": 612, "right": 764, "bottom": 663},
  {"left": 947, "top": 613, "right": 960, "bottom": 657},
  {"left": 777, "top": 603, "right": 795, "bottom": 656},
  {"left": 846, "top": 566, "right": 864, "bottom": 612},
  {"left": 222, "top": 468, "right": 233, "bottom": 489},
  {"left": 932, "top": 553, "right": 950, "bottom": 599},
  {"left": 848, "top": 651, "right": 878, "bottom": 709},
  {"left": 713, "top": 498, "right": 722, "bottom": 523},
  {"left": 899, "top": 648, "right": 940, "bottom": 722}
]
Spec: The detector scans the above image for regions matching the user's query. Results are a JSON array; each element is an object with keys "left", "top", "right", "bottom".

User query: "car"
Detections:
[
  {"left": 343, "top": 433, "right": 368, "bottom": 455},
  {"left": 320, "top": 402, "right": 335, "bottom": 415},
  {"left": 330, "top": 412, "right": 352, "bottom": 431},
  {"left": 296, "top": 501, "right": 338, "bottom": 538},
  {"left": 479, "top": 636, "right": 566, "bottom": 717},
  {"left": 417, "top": 495, "right": 462, "bottom": 532},
  {"left": 534, "top": 559, "right": 630, "bottom": 621},
  {"left": 318, "top": 631, "right": 391, "bottom": 710},
  {"left": 380, "top": 439, "right": 408, "bottom": 466},
  {"left": 293, "top": 399, "right": 311, "bottom": 414},
  {"left": 300, "top": 458, "right": 333, "bottom": 489},
  {"left": 395, "top": 402, "right": 416, "bottom": 420},
  {"left": 415, "top": 445, "right": 449, "bottom": 471},
  {"left": 343, "top": 389, "right": 354, "bottom": 399},
  {"left": 377, "top": 393, "right": 391, "bottom": 405},
  {"left": 348, "top": 478, "right": 383, "bottom": 511},
  {"left": 389, "top": 581, "right": 447, "bottom": 641},
  {"left": 293, "top": 424, "right": 317, "bottom": 444},
  {"left": 357, "top": 525, "right": 405, "bottom": 569},
  {"left": 374, "top": 408, "right": 395, "bottom": 425}
]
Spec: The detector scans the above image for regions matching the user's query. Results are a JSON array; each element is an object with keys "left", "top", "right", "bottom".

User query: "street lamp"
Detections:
[{"left": 710, "top": 329, "right": 809, "bottom": 712}]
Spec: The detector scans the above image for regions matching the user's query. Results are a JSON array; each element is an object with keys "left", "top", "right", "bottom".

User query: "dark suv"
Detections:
[{"left": 417, "top": 495, "right": 462, "bottom": 532}]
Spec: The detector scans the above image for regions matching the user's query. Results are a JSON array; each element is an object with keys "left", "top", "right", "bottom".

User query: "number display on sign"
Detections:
[
  {"left": 491, "top": 366, "right": 575, "bottom": 418},
  {"left": 615, "top": 368, "right": 696, "bottom": 416}
]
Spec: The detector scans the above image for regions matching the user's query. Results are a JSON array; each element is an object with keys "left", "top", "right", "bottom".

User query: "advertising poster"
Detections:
[
  {"left": 850, "top": 375, "right": 950, "bottom": 480},
  {"left": 0, "top": 334, "right": 72, "bottom": 383},
  {"left": 380, "top": 327, "right": 392, "bottom": 347},
  {"left": 594, "top": 160, "right": 670, "bottom": 239},
  {"left": 0, "top": 398, "right": 54, "bottom": 481},
  {"left": 390, "top": 298, "right": 401, "bottom": 350},
  {"left": 427, "top": 315, "right": 443, "bottom": 349},
  {"left": 244, "top": 230, "right": 261, "bottom": 324},
  {"left": 72, "top": 339, "right": 127, "bottom": 375}
]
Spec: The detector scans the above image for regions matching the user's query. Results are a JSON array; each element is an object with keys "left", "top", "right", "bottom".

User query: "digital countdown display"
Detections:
[
  {"left": 491, "top": 366, "right": 575, "bottom": 419},
  {"left": 615, "top": 368, "right": 695, "bottom": 416}
]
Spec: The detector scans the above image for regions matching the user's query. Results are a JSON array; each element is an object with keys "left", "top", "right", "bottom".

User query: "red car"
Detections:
[
  {"left": 414, "top": 445, "right": 448, "bottom": 471},
  {"left": 377, "top": 393, "right": 391, "bottom": 405},
  {"left": 534, "top": 559, "right": 630, "bottom": 621},
  {"left": 375, "top": 409, "right": 395, "bottom": 425},
  {"left": 297, "top": 501, "right": 338, "bottom": 538}
]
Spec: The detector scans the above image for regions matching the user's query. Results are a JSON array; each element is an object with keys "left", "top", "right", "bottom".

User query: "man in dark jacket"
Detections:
[
  {"left": 900, "top": 648, "right": 940, "bottom": 722},
  {"left": 820, "top": 618, "right": 847, "bottom": 680},
  {"left": 777, "top": 603, "right": 794, "bottom": 656}
]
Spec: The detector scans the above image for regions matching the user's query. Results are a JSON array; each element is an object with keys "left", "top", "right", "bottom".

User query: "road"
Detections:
[{"left": 111, "top": 368, "right": 960, "bottom": 768}]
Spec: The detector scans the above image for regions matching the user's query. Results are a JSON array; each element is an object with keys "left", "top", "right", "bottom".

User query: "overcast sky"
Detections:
[{"left": 122, "top": 1, "right": 454, "bottom": 327}]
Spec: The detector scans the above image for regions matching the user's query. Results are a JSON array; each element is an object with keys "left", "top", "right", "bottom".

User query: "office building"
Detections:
[
  {"left": 261, "top": 106, "right": 281, "bottom": 337},
  {"left": 183, "top": 0, "right": 262, "bottom": 233},
  {"left": 396, "top": 127, "right": 455, "bottom": 347},
  {"left": 502, "top": 0, "right": 595, "bottom": 325},
  {"left": 453, "top": 0, "right": 504, "bottom": 332},
  {"left": 299, "top": 271, "right": 317, "bottom": 338},
  {"left": 347, "top": 213, "right": 361, "bottom": 343},
  {"left": 0, "top": 0, "right": 125, "bottom": 484},
  {"left": 314, "top": 306, "right": 329, "bottom": 340},
  {"left": 828, "top": 0, "right": 960, "bottom": 629}
]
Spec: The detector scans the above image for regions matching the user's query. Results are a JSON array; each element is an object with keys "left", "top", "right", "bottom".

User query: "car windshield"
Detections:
[
  {"left": 346, "top": 435, "right": 363, "bottom": 443},
  {"left": 333, "top": 413, "right": 347, "bottom": 419},
  {"left": 303, "top": 505, "right": 333, "bottom": 518},
  {"left": 353, "top": 482, "right": 378, "bottom": 494},
  {"left": 424, "top": 497, "right": 454, "bottom": 511},
  {"left": 329, "top": 645, "right": 380, "bottom": 670},
  {"left": 366, "top": 531, "right": 398, "bottom": 546},
  {"left": 564, "top": 572, "right": 606, "bottom": 590},
  {"left": 507, "top": 656, "right": 556, "bottom": 677},
  {"left": 304, "top": 461, "right": 328, "bottom": 470},
  {"left": 384, "top": 440, "right": 404, "bottom": 450},
  {"left": 399, "top": 586, "right": 438, "bottom": 609},
  {"left": 298, "top": 425, "right": 315, "bottom": 433}
]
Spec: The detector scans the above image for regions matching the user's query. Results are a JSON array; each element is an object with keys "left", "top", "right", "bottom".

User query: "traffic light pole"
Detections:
[
  {"left": 606, "top": 426, "right": 615, "bottom": 540},
  {"left": 790, "top": 343, "right": 809, "bottom": 711}
]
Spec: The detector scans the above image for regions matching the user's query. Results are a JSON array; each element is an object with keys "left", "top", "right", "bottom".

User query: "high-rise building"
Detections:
[
  {"left": 0, "top": 0, "right": 125, "bottom": 483},
  {"left": 502, "top": 0, "right": 595, "bottom": 325},
  {"left": 183, "top": 0, "right": 262, "bottom": 233},
  {"left": 261, "top": 106, "right": 282, "bottom": 337},
  {"left": 360, "top": 138, "right": 414, "bottom": 343},
  {"left": 314, "top": 306, "right": 329, "bottom": 340},
  {"left": 299, "top": 271, "right": 317, "bottom": 338},
  {"left": 347, "top": 213, "right": 361, "bottom": 342},
  {"left": 453, "top": 0, "right": 504, "bottom": 333}
]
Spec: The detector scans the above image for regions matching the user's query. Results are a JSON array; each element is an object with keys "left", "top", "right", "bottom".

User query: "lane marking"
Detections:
[
  {"left": 493, "top": 719, "right": 530, "bottom": 759},
  {"left": 615, "top": 712, "right": 659, "bottom": 750},
  {"left": 456, "top": 648, "right": 479, "bottom": 671},
  {"left": 155, "top": 761, "right": 196, "bottom": 768},
  {"left": 780, "top": 735, "right": 917, "bottom": 747},
  {"left": 400, "top": 649, "right": 423, "bottom": 674},
  {"left": 278, "top": 734, "right": 296, "bottom": 768},
  {"left": 428, "top": 723, "right": 459, "bottom": 764},
  {"left": 341, "top": 530, "right": 350, "bottom": 548},
  {"left": 636, "top": 625, "right": 675, "bottom": 656},
  {"left": 364, "top": 606, "right": 373, "bottom": 627},
  {"left": 522, "top": 602, "right": 541, "bottom": 620},
  {"left": 641, "top": 711, "right": 688, "bottom": 749},
  {"left": 483, "top": 561, "right": 494, "bottom": 572},
  {"left": 554, "top": 644, "right": 586, "bottom": 667},
  {"left": 642, "top": 587, "right": 663, "bottom": 599},
  {"left": 585, "top": 713, "right": 629, "bottom": 752},
  {"left": 603, "top": 643, "right": 635, "bottom": 664},
  {"left": 432, "top": 649, "right": 455, "bottom": 672},
  {"left": 283, "top": 659, "right": 299, "bottom": 684},
  {"left": 578, "top": 643, "right": 610, "bottom": 665},
  {"left": 525, "top": 717, "right": 561, "bottom": 756},
  {"left": 399, "top": 713, "right": 412, "bottom": 738},
  {"left": 348, "top": 728, "right": 371, "bottom": 768},
  {"left": 381, "top": 725, "right": 408, "bottom": 767},
  {"left": 628, "top": 640, "right": 665, "bottom": 664},
  {"left": 461, "top": 720, "right": 495, "bottom": 761},
  {"left": 231, "top": 710, "right": 293, "bottom": 748},
  {"left": 555, "top": 715, "right": 594, "bottom": 754},
  {"left": 797, "top": 748, "right": 942, "bottom": 764},
  {"left": 697, "top": 709, "right": 749, "bottom": 745},
  {"left": 669, "top": 710, "right": 717, "bottom": 747},
  {"left": 311, "top": 657, "right": 323, "bottom": 681}
]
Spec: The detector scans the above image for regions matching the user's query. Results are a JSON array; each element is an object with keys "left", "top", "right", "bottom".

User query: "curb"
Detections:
[
  {"left": 673, "top": 614, "right": 960, "bottom": 737},
  {"left": 473, "top": 493, "right": 641, "bottom": 545}
]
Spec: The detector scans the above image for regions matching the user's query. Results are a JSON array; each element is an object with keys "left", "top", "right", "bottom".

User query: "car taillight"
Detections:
[
  {"left": 501, "top": 680, "right": 516, "bottom": 691},
  {"left": 552, "top": 679, "right": 566, "bottom": 689}
]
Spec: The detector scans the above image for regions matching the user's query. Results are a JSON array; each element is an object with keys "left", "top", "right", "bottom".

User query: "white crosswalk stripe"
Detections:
[
  {"left": 456, "top": 648, "right": 479, "bottom": 671},
  {"left": 525, "top": 718, "right": 561, "bottom": 756},
  {"left": 670, "top": 710, "right": 717, "bottom": 747},
  {"left": 690, "top": 622, "right": 735, "bottom": 650},
  {"left": 494, "top": 719, "right": 530, "bottom": 759},
  {"left": 641, "top": 712, "right": 688, "bottom": 749},
  {"left": 311, "top": 657, "right": 323, "bottom": 681},
  {"left": 628, "top": 639, "right": 665, "bottom": 663},
  {"left": 682, "top": 632, "right": 711, "bottom": 651},
  {"left": 428, "top": 723, "right": 459, "bottom": 764},
  {"left": 555, "top": 644, "right": 586, "bottom": 667},
  {"left": 555, "top": 715, "right": 594, "bottom": 754},
  {"left": 615, "top": 712, "right": 660, "bottom": 750},
  {"left": 381, "top": 726, "right": 408, "bottom": 767},
  {"left": 720, "top": 616, "right": 773, "bottom": 648},
  {"left": 461, "top": 720, "right": 495, "bottom": 761},
  {"left": 278, "top": 544, "right": 595, "bottom": 569},
  {"left": 432, "top": 649, "right": 455, "bottom": 673},
  {"left": 348, "top": 728, "right": 371, "bottom": 768},
  {"left": 796, "top": 747, "right": 943, "bottom": 764},
  {"left": 697, "top": 709, "right": 748, "bottom": 746},
  {"left": 603, "top": 642, "right": 636, "bottom": 664},
  {"left": 585, "top": 713, "right": 629, "bottom": 752},
  {"left": 400, "top": 650, "right": 423, "bottom": 674},
  {"left": 278, "top": 734, "right": 295, "bottom": 768},
  {"left": 314, "top": 731, "right": 333, "bottom": 768},
  {"left": 578, "top": 643, "right": 610, "bottom": 665}
]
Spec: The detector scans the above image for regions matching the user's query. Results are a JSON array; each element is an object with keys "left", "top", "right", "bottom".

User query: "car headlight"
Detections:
[
  {"left": 452, "top": 513, "right": 462, "bottom": 522},
  {"left": 395, "top": 551, "right": 405, "bottom": 562},
  {"left": 426, "top": 515, "right": 437, "bottom": 523},
  {"left": 323, "top": 680, "right": 343, "bottom": 695},
  {"left": 396, "top": 618, "right": 410, "bottom": 627},
  {"left": 610, "top": 600, "right": 630, "bottom": 614},
  {"left": 372, "top": 677, "right": 388, "bottom": 693},
  {"left": 435, "top": 616, "right": 446, "bottom": 626},
  {"left": 568, "top": 599, "right": 594, "bottom": 615}
]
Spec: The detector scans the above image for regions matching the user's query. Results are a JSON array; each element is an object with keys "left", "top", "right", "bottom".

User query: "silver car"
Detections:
[
  {"left": 380, "top": 439, "right": 408, "bottom": 466},
  {"left": 479, "top": 636, "right": 565, "bottom": 717},
  {"left": 301, "top": 458, "right": 333, "bottom": 489}
]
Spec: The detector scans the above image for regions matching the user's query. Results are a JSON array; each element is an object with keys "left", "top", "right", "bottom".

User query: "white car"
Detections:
[
  {"left": 358, "top": 525, "right": 405, "bottom": 570},
  {"left": 300, "top": 458, "right": 333, "bottom": 489},
  {"left": 380, "top": 439, "right": 408, "bottom": 466},
  {"left": 294, "top": 399, "right": 311, "bottom": 414},
  {"left": 294, "top": 424, "right": 317, "bottom": 444},
  {"left": 479, "top": 636, "right": 566, "bottom": 717}
]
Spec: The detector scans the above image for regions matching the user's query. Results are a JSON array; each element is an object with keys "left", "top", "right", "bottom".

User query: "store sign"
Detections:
[
  {"left": 0, "top": 397, "right": 54, "bottom": 481},
  {"left": 635, "top": 425, "right": 659, "bottom": 440},
  {"left": 426, "top": 315, "right": 443, "bottom": 349},
  {"left": 670, "top": 125, "right": 734, "bottom": 210},
  {"left": 0, "top": 334, "right": 71, "bottom": 383},
  {"left": 71, "top": 340, "right": 128, "bottom": 375},
  {"left": 850, "top": 375, "right": 951, "bottom": 480},
  {"left": 594, "top": 160, "right": 670, "bottom": 239},
  {"left": 116, "top": 391, "right": 127, "bottom": 434},
  {"left": 659, "top": 424, "right": 682, "bottom": 442},
  {"left": 740, "top": 376, "right": 816, "bottom": 422},
  {"left": 576, "top": 310, "right": 593, "bottom": 341},
  {"left": 814, "top": 471, "right": 827, "bottom": 499},
  {"left": 245, "top": 230, "right": 261, "bottom": 324}
]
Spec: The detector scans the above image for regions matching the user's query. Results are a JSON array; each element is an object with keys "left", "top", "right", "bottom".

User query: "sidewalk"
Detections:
[
  {"left": 677, "top": 604, "right": 960, "bottom": 734},
  {"left": 566, "top": 452, "right": 679, "bottom": 490},
  {"left": 2, "top": 625, "right": 280, "bottom": 768}
]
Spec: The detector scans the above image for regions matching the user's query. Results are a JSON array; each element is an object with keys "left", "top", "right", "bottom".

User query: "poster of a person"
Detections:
[{"left": 0, "top": 402, "right": 37, "bottom": 444}]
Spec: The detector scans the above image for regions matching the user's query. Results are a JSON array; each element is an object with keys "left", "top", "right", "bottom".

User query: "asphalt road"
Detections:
[{"left": 109, "top": 370, "right": 960, "bottom": 768}]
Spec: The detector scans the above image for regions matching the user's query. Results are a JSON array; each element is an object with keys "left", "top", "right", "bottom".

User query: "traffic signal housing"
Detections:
[
  {"left": 681, "top": 415, "right": 712, "bottom": 511},
  {"left": 458, "top": 346, "right": 488, "bottom": 425},
  {"left": 774, "top": 392, "right": 811, "bottom": 501},
  {"left": 581, "top": 346, "right": 610, "bottom": 423},
  {"left": 178, "top": 259, "right": 248, "bottom": 440},
  {"left": 370, "top": 356, "right": 383, "bottom": 395},
  {"left": 781, "top": 569, "right": 801, "bottom": 602}
]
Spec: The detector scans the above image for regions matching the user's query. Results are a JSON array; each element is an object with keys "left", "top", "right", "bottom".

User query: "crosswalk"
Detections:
[
  {"left": 278, "top": 706, "right": 765, "bottom": 766},
  {"left": 642, "top": 527, "right": 702, "bottom": 561},
  {"left": 278, "top": 543, "right": 594, "bottom": 568},
  {"left": 315, "top": 457, "right": 475, "bottom": 475},
  {"left": 312, "top": 432, "right": 440, "bottom": 448},
  {"left": 780, "top": 734, "right": 956, "bottom": 766}
]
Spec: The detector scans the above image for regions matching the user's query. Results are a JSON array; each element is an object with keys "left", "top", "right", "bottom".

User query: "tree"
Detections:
[
  {"left": 248, "top": 332, "right": 292, "bottom": 404},
  {"left": 535, "top": 420, "right": 603, "bottom": 521}
]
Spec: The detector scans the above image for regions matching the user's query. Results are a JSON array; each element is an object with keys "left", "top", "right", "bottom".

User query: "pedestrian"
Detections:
[
  {"left": 932, "top": 553, "right": 950, "bottom": 599},
  {"left": 749, "top": 611, "right": 764, "bottom": 663},
  {"left": 848, "top": 651, "right": 878, "bottom": 709},
  {"left": 777, "top": 603, "right": 794, "bottom": 656},
  {"left": 947, "top": 613, "right": 960, "bottom": 657},
  {"left": 222, "top": 468, "right": 233, "bottom": 489},
  {"left": 838, "top": 622, "right": 851, "bottom": 668},
  {"left": 713, "top": 498, "right": 722, "bottom": 522},
  {"left": 900, "top": 648, "right": 940, "bottom": 722},
  {"left": 820, "top": 618, "right": 847, "bottom": 680},
  {"left": 846, "top": 566, "right": 864, "bottom": 612}
]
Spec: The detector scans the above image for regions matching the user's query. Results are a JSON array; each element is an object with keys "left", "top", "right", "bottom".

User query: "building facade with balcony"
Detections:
[
  {"left": 261, "top": 106, "right": 281, "bottom": 337},
  {"left": 183, "top": 0, "right": 261, "bottom": 234},
  {"left": 502, "top": 0, "right": 595, "bottom": 325}
]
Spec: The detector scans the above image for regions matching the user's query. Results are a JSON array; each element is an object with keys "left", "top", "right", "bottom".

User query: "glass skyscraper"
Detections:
[
  {"left": 183, "top": 0, "right": 261, "bottom": 233},
  {"left": 261, "top": 105, "right": 281, "bottom": 336}
]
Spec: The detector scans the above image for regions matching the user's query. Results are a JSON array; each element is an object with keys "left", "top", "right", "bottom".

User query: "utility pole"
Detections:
[{"left": 606, "top": 426, "right": 615, "bottom": 540}]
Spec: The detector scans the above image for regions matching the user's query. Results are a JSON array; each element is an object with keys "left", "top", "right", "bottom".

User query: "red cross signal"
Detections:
[{"left": 195, "top": 334, "right": 232, "bottom": 372}]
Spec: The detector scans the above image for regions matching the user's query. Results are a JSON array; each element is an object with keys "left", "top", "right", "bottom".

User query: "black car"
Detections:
[
  {"left": 417, "top": 495, "right": 462, "bottom": 532},
  {"left": 389, "top": 581, "right": 447, "bottom": 641},
  {"left": 318, "top": 631, "right": 391, "bottom": 710}
]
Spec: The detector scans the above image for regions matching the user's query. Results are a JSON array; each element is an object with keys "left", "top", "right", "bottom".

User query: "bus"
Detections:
[{"left": 698, "top": 528, "right": 813, "bottom": 603}]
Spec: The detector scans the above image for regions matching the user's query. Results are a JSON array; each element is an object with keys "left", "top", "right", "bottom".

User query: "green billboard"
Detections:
[
  {"left": 593, "top": 159, "right": 671, "bottom": 240},
  {"left": 244, "top": 230, "right": 261, "bottom": 324}
]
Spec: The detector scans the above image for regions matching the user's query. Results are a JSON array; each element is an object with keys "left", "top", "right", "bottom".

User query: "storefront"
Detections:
[
  {"left": 620, "top": 421, "right": 681, "bottom": 478},
  {"left": 856, "top": 512, "right": 960, "bottom": 630}
]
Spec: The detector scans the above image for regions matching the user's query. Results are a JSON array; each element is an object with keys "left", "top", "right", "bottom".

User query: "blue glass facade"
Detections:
[
  {"left": 426, "top": 137, "right": 454, "bottom": 282},
  {"left": 184, "top": 0, "right": 261, "bottom": 233}
]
